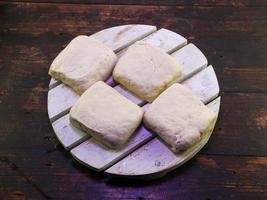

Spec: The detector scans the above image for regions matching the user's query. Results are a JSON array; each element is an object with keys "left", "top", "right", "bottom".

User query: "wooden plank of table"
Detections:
[
  {"left": 2, "top": 152, "right": 267, "bottom": 199},
  {"left": 4, "top": 0, "right": 267, "bottom": 6},
  {"left": 2, "top": 4, "right": 267, "bottom": 93},
  {"left": 2, "top": 88, "right": 267, "bottom": 157},
  {"left": 2, "top": 33, "right": 267, "bottom": 94},
  {"left": 1, "top": 2, "right": 267, "bottom": 39},
  {"left": 202, "top": 92, "right": 267, "bottom": 156}
]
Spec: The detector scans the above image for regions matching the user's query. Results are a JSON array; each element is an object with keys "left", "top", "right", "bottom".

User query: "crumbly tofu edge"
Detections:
[
  {"left": 48, "top": 36, "right": 117, "bottom": 95},
  {"left": 143, "top": 84, "right": 217, "bottom": 153},
  {"left": 69, "top": 81, "right": 144, "bottom": 149},
  {"left": 112, "top": 42, "right": 181, "bottom": 102}
]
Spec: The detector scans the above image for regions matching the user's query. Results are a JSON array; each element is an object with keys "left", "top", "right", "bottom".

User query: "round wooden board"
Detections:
[{"left": 47, "top": 24, "right": 220, "bottom": 179}]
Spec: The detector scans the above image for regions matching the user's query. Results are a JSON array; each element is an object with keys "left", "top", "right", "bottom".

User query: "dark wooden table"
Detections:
[{"left": 1, "top": 1, "right": 267, "bottom": 199}]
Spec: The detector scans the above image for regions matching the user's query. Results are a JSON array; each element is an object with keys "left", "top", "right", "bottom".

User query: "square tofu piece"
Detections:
[
  {"left": 49, "top": 35, "right": 117, "bottom": 95},
  {"left": 113, "top": 41, "right": 181, "bottom": 102},
  {"left": 69, "top": 81, "right": 144, "bottom": 149},
  {"left": 143, "top": 83, "right": 216, "bottom": 153}
]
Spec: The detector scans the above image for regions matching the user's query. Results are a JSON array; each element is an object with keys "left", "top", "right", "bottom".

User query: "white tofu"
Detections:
[
  {"left": 143, "top": 83, "right": 216, "bottom": 153},
  {"left": 112, "top": 41, "right": 181, "bottom": 102},
  {"left": 49, "top": 36, "right": 117, "bottom": 95},
  {"left": 69, "top": 81, "right": 144, "bottom": 149}
]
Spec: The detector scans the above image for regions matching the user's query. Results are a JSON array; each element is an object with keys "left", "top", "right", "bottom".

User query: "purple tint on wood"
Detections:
[
  {"left": 71, "top": 123, "right": 154, "bottom": 171},
  {"left": 105, "top": 76, "right": 117, "bottom": 86}
]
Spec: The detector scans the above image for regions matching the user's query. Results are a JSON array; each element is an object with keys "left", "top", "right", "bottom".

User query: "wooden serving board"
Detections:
[{"left": 47, "top": 24, "right": 220, "bottom": 179}]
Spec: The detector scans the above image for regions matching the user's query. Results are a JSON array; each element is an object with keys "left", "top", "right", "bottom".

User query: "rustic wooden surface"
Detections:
[{"left": 1, "top": 1, "right": 267, "bottom": 199}]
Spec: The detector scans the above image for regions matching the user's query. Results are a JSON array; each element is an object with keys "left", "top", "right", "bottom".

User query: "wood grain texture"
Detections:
[
  {"left": 1, "top": 2, "right": 267, "bottom": 38},
  {"left": 1, "top": 1, "right": 267, "bottom": 199},
  {"left": 2, "top": 4, "right": 267, "bottom": 92},
  {"left": 4, "top": 0, "right": 267, "bottom": 6},
  {"left": 202, "top": 92, "right": 267, "bottom": 156},
  {"left": 48, "top": 84, "right": 79, "bottom": 122},
  {"left": 183, "top": 65, "right": 219, "bottom": 104}
]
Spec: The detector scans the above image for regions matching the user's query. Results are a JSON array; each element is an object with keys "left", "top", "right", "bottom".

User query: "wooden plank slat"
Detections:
[
  {"left": 70, "top": 70, "right": 219, "bottom": 171},
  {"left": 48, "top": 75, "right": 121, "bottom": 122},
  {"left": 183, "top": 65, "right": 219, "bottom": 104},
  {"left": 47, "top": 84, "right": 79, "bottom": 122},
  {"left": 113, "top": 85, "right": 144, "bottom": 106},
  {"left": 51, "top": 114, "right": 90, "bottom": 150},
  {"left": 142, "top": 28, "right": 187, "bottom": 54},
  {"left": 173, "top": 43, "right": 208, "bottom": 82},
  {"left": 49, "top": 78, "right": 60, "bottom": 89},
  {"left": 104, "top": 97, "right": 221, "bottom": 178},
  {"left": 104, "top": 76, "right": 116, "bottom": 87},
  {"left": 4, "top": 1, "right": 267, "bottom": 7},
  {"left": 91, "top": 24, "right": 157, "bottom": 52},
  {"left": 3, "top": 3, "right": 267, "bottom": 39},
  {"left": 70, "top": 123, "right": 153, "bottom": 171},
  {"left": 47, "top": 29, "right": 188, "bottom": 121},
  {"left": 115, "top": 28, "right": 188, "bottom": 59}
]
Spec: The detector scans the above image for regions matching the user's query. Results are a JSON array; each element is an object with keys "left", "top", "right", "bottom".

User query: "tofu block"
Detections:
[
  {"left": 143, "top": 83, "right": 216, "bottom": 153},
  {"left": 49, "top": 36, "right": 117, "bottom": 95},
  {"left": 69, "top": 81, "right": 144, "bottom": 149},
  {"left": 112, "top": 41, "right": 181, "bottom": 102}
]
